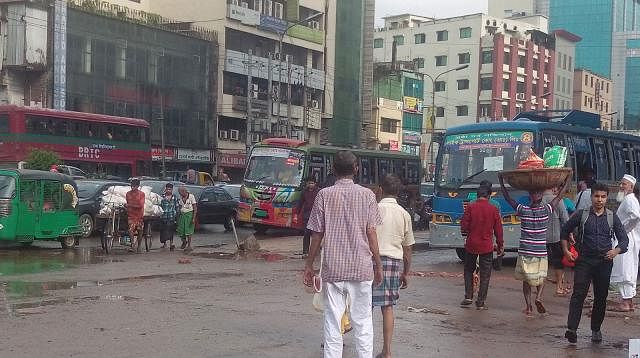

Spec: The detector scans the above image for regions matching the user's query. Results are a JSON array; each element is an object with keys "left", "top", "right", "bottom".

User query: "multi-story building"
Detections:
[
  {"left": 371, "top": 63, "right": 424, "bottom": 156},
  {"left": 553, "top": 30, "right": 581, "bottom": 110},
  {"left": 0, "top": 0, "right": 217, "bottom": 175},
  {"left": 488, "top": 0, "right": 550, "bottom": 18},
  {"left": 573, "top": 69, "right": 614, "bottom": 130},
  {"left": 373, "top": 13, "right": 556, "bottom": 170},
  {"left": 140, "top": 0, "right": 333, "bottom": 179}
]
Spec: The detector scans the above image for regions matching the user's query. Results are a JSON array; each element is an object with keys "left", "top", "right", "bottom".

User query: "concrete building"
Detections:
[
  {"left": 553, "top": 30, "right": 581, "bottom": 110},
  {"left": 117, "top": 0, "right": 334, "bottom": 179},
  {"left": 573, "top": 69, "right": 614, "bottom": 130},
  {"left": 488, "top": 0, "right": 550, "bottom": 18},
  {"left": 373, "top": 13, "right": 556, "bottom": 171}
]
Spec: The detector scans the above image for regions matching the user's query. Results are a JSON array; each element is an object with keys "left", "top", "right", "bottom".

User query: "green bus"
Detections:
[{"left": 238, "top": 138, "right": 421, "bottom": 232}]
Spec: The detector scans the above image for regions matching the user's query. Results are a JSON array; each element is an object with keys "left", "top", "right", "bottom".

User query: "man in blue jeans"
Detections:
[{"left": 561, "top": 182, "right": 629, "bottom": 344}]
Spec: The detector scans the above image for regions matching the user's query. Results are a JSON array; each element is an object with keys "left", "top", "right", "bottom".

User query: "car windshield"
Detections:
[
  {"left": 245, "top": 147, "right": 305, "bottom": 187},
  {"left": 436, "top": 131, "right": 534, "bottom": 190},
  {"left": 76, "top": 182, "right": 104, "bottom": 199},
  {"left": 223, "top": 185, "right": 240, "bottom": 200},
  {"left": 0, "top": 175, "right": 16, "bottom": 199},
  {"left": 185, "top": 186, "right": 205, "bottom": 200}
]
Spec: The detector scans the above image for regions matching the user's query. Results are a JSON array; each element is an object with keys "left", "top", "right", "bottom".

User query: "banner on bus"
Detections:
[
  {"left": 444, "top": 131, "right": 534, "bottom": 150},
  {"left": 151, "top": 147, "right": 175, "bottom": 161}
]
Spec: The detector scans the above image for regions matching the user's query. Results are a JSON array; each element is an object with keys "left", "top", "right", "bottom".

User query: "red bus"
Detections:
[{"left": 0, "top": 106, "right": 150, "bottom": 178}]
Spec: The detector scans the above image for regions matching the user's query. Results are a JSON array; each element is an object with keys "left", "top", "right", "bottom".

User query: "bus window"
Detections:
[
  {"left": 612, "top": 142, "right": 626, "bottom": 180},
  {"left": 407, "top": 161, "right": 419, "bottom": 185},
  {"left": 378, "top": 159, "right": 390, "bottom": 184},
  {"left": 623, "top": 143, "right": 633, "bottom": 176},
  {"left": 592, "top": 139, "right": 611, "bottom": 181},
  {"left": 573, "top": 137, "right": 594, "bottom": 182},
  {"left": 392, "top": 160, "right": 405, "bottom": 179},
  {"left": 359, "top": 158, "right": 373, "bottom": 184},
  {"left": 0, "top": 114, "right": 8, "bottom": 133},
  {"left": 635, "top": 147, "right": 640, "bottom": 177}
]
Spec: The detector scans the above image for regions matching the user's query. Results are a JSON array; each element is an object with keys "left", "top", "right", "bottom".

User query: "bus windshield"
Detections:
[
  {"left": 245, "top": 147, "right": 305, "bottom": 187},
  {"left": 437, "top": 131, "right": 534, "bottom": 190},
  {"left": 0, "top": 176, "right": 16, "bottom": 199}
]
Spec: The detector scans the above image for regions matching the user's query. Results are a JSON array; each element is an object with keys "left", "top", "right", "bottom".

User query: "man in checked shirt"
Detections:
[{"left": 304, "top": 150, "right": 383, "bottom": 358}]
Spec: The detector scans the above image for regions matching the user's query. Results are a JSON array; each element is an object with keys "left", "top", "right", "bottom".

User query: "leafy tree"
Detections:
[{"left": 25, "top": 149, "right": 59, "bottom": 171}]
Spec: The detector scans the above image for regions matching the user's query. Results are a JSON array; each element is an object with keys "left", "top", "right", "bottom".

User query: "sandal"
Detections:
[
  {"left": 554, "top": 290, "right": 568, "bottom": 297},
  {"left": 535, "top": 300, "right": 546, "bottom": 314},
  {"left": 607, "top": 305, "right": 633, "bottom": 313}
]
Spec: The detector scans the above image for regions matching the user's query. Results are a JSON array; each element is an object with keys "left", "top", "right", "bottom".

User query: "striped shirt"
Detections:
[
  {"left": 307, "top": 179, "right": 382, "bottom": 283},
  {"left": 517, "top": 203, "right": 553, "bottom": 257}
]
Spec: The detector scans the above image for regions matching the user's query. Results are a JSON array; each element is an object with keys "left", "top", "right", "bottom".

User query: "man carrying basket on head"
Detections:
[{"left": 499, "top": 173, "right": 569, "bottom": 317}]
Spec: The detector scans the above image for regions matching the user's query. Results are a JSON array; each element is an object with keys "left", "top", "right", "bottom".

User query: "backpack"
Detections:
[{"left": 574, "top": 208, "right": 614, "bottom": 252}]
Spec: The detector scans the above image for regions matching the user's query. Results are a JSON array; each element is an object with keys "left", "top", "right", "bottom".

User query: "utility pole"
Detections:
[
  {"left": 267, "top": 52, "right": 273, "bottom": 137},
  {"left": 159, "top": 89, "right": 166, "bottom": 179},
  {"left": 245, "top": 49, "right": 253, "bottom": 154},
  {"left": 302, "top": 65, "right": 308, "bottom": 142},
  {"left": 277, "top": 40, "right": 283, "bottom": 137},
  {"left": 286, "top": 55, "right": 292, "bottom": 139}
]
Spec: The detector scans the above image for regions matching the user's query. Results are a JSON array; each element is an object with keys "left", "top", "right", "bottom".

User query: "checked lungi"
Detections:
[{"left": 372, "top": 256, "right": 402, "bottom": 307}]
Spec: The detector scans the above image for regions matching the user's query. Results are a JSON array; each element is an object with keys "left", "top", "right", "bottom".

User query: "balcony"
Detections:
[
  {"left": 4, "top": 4, "right": 48, "bottom": 69},
  {"left": 287, "top": 25, "right": 323, "bottom": 45},
  {"left": 225, "top": 50, "right": 325, "bottom": 90}
]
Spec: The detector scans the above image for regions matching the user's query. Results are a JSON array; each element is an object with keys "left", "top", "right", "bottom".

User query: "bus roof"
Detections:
[
  {"left": 0, "top": 105, "right": 150, "bottom": 128},
  {"left": 255, "top": 140, "right": 419, "bottom": 159}
]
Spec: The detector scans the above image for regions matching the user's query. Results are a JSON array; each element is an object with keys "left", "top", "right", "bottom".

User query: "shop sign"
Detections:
[
  {"left": 401, "top": 145, "right": 419, "bottom": 156},
  {"left": 389, "top": 140, "right": 399, "bottom": 151},
  {"left": 228, "top": 3, "right": 260, "bottom": 26},
  {"left": 403, "top": 96, "right": 423, "bottom": 114},
  {"left": 219, "top": 153, "right": 246, "bottom": 168},
  {"left": 176, "top": 148, "right": 212, "bottom": 163},
  {"left": 232, "top": 96, "right": 269, "bottom": 116},
  {"left": 151, "top": 146, "right": 175, "bottom": 161},
  {"left": 259, "top": 15, "right": 288, "bottom": 34},
  {"left": 402, "top": 130, "right": 422, "bottom": 146}
]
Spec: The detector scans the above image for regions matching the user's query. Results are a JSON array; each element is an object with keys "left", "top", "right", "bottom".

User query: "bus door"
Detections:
[
  {"left": 308, "top": 153, "right": 326, "bottom": 184},
  {"left": 38, "top": 180, "right": 63, "bottom": 238},
  {"left": 591, "top": 138, "right": 612, "bottom": 182},
  {"left": 543, "top": 131, "right": 571, "bottom": 181},
  {"left": 572, "top": 137, "right": 594, "bottom": 182}
]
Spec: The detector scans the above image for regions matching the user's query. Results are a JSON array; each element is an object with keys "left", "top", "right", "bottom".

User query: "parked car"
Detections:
[
  {"left": 217, "top": 183, "right": 241, "bottom": 202},
  {"left": 196, "top": 186, "right": 238, "bottom": 231},
  {"left": 76, "top": 179, "right": 127, "bottom": 237},
  {"left": 139, "top": 180, "right": 185, "bottom": 195},
  {"left": 57, "top": 165, "right": 88, "bottom": 179}
]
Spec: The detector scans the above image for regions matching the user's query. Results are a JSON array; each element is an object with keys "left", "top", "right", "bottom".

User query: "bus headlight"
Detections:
[{"left": 432, "top": 213, "right": 453, "bottom": 224}]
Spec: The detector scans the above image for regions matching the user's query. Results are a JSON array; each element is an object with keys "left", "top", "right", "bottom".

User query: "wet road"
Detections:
[{"left": 0, "top": 227, "right": 636, "bottom": 357}]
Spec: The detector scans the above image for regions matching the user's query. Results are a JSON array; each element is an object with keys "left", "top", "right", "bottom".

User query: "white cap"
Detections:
[{"left": 622, "top": 174, "right": 637, "bottom": 186}]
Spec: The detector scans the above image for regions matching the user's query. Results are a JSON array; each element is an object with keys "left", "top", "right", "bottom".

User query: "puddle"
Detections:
[
  {"left": 0, "top": 247, "right": 124, "bottom": 276},
  {"left": 10, "top": 295, "right": 141, "bottom": 314},
  {"left": 189, "top": 251, "right": 238, "bottom": 260}
]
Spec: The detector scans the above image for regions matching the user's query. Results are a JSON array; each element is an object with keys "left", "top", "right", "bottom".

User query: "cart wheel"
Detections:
[
  {"left": 61, "top": 236, "right": 76, "bottom": 249},
  {"left": 102, "top": 219, "right": 115, "bottom": 254}
]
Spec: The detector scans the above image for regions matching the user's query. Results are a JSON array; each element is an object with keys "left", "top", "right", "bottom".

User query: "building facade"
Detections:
[
  {"left": 373, "top": 13, "right": 556, "bottom": 171},
  {"left": 138, "top": 0, "right": 333, "bottom": 180},
  {"left": 553, "top": 30, "right": 581, "bottom": 110},
  {"left": 573, "top": 69, "right": 614, "bottom": 130},
  {"left": 0, "top": 0, "right": 218, "bottom": 176}
]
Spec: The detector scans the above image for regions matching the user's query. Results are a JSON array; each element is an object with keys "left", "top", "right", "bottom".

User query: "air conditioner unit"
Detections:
[
  {"left": 516, "top": 93, "right": 526, "bottom": 101},
  {"left": 311, "top": 100, "right": 320, "bottom": 109},
  {"left": 274, "top": 2, "right": 284, "bottom": 19},
  {"left": 219, "top": 130, "right": 229, "bottom": 139},
  {"left": 230, "top": 129, "right": 240, "bottom": 141},
  {"left": 251, "top": 133, "right": 262, "bottom": 143}
]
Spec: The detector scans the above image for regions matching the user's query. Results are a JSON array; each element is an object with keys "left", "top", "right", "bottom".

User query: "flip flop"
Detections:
[
  {"left": 554, "top": 291, "right": 568, "bottom": 297},
  {"left": 535, "top": 300, "right": 546, "bottom": 314},
  {"left": 607, "top": 305, "right": 633, "bottom": 313}
]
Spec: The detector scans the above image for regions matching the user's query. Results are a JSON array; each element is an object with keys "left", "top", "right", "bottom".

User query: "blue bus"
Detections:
[{"left": 429, "top": 110, "right": 640, "bottom": 260}]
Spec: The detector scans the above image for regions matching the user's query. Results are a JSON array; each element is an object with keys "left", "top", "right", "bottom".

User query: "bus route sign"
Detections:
[{"left": 445, "top": 131, "right": 533, "bottom": 150}]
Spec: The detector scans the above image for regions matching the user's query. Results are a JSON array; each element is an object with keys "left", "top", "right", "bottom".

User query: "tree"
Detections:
[{"left": 25, "top": 149, "right": 59, "bottom": 171}]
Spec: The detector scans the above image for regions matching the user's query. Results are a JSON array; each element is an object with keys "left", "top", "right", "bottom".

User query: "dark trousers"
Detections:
[
  {"left": 302, "top": 213, "right": 311, "bottom": 254},
  {"left": 464, "top": 250, "right": 493, "bottom": 305},
  {"left": 567, "top": 255, "right": 614, "bottom": 332}
]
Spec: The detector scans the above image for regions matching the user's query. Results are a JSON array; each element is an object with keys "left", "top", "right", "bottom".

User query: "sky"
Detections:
[{"left": 375, "top": 0, "right": 488, "bottom": 26}]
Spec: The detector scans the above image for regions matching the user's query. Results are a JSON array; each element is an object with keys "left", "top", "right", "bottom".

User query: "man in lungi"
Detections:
[
  {"left": 177, "top": 186, "right": 197, "bottom": 252},
  {"left": 125, "top": 178, "right": 145, "bottom": 252},
  {"left": 499, "top": 174, "right": 568, "bottom": 317},
  {"left": 372, "top": 174, "right": 414, "bottom": 358}
]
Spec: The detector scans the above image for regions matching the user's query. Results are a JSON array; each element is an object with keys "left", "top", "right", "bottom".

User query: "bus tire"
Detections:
[
  {"left": 61, "top": 236, "right": 76, "bottom": 249},
  {"left": 456, "top": 248, "right": 466, "bottom": 262},
  {"left": 254, "top": 224, "right": 268, "bottom": 235}
]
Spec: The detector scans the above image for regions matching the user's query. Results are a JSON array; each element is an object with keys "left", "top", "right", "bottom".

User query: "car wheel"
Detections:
[
  {"left": 79, "top": 213, "right": 94, "bottom": 238},
  {"left": 61, "top": 236, "right": 77, "bottom": 249}
]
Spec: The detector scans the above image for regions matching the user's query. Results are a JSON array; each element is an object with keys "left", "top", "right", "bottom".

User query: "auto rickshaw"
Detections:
[{"left": 0, "top": 169, "right": 82, "bottom": 248}]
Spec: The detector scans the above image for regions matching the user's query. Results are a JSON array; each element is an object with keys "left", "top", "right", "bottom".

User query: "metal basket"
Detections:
[{"left": 500, "top": 168, "right": 573, "bottom": 191}]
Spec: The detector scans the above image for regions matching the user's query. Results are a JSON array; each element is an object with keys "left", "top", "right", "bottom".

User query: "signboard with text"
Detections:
[
  {"left": 402, "top": 130, "right": 422, "bottom": 145},
  {"left": 389, "top": 140, "right": 399, "bottom": 151},
  {"left": 219, "top": 153, "right": 246, "bottom": 168},
  {"left": 176, "top": 148, "right": 212, "bottom": 163},
  {"left": 228, "top": 4, "right": 260, "bottom": 25},
  {"left": 151, "top": 147, "right": 175, "bottom": 161},
  {"left": 259, "top": 15, "right": 288, "bottom": 34},
  {"left": 403, "top": 96, "right": 423, "bottom": 114}
]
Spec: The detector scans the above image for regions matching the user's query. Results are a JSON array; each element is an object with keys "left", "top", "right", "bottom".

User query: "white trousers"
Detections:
[
  {"left": 619, "top": 281, "right": 637, "bottom": 300},
  {"left": 323, "top": 280, "right": 373, "bottom": 358}
]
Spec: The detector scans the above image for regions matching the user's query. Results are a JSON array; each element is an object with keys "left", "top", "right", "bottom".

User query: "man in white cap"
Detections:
[{"left": 610, "top": 174, "right": 640, "bottom": 312}]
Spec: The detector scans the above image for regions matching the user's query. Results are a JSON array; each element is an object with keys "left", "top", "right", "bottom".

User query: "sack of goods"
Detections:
[
  {"left": 98, "top": 186, "right": 164, "bottom": 217},
  {"left": 501, "top": 146, "right": 572, "bottom": 191}
]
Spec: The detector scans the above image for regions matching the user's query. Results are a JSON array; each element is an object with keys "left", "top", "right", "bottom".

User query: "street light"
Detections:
[
  {"left": 277, "top": 12, "right": 323, "bottom": 138},
  {"left": 425, "top": 64, "right": 469, "bottom": 170}
]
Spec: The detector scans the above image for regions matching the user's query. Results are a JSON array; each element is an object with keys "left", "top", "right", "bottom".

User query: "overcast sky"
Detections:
[{"left": 375, "top": 0, "right": 489, "bottom": 26}]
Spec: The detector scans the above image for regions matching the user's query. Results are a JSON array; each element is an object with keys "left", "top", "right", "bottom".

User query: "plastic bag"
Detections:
[
  {"left": 517, "top": 149, "right": 544, "bottom": 169},
  {"left": 561, "top": 245, "right": 578, "bottom": 268},
  {"left": 543, "top": 145, "right": 568, "bottom": 168}
]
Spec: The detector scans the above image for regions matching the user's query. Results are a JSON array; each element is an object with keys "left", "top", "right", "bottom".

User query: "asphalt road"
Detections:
[{"left": 0, "top": 226, "right": 637, "bottom": 357}]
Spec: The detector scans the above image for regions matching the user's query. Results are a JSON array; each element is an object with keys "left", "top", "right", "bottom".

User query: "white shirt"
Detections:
[
  {"left": 376, "top": 197, "right": 415, "bottom": 260},
  {"left": 575, "top": 189, "right": 592, "bottom": 211},
  {"left": 179, "top": 193, "right": 197, "bottom": 213}
]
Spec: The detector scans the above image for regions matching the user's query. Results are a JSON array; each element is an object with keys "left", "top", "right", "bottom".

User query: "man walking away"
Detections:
[
  {"left": 373, "top": 174, "right": 415, "bottom": 358},
  {"left": 542, "top": 185, "right": 570, "bottom": 296},
  {"left": 299, "top": 177, "right": 320, "bottom": 256},
  {"left": 610, "top": 175, "right": 640, "bottom": 312},
  {"left": 125, "top": 178, "right": 145, "bottom": 252},
  {"left": 561, "top": 182, "right": 629, "bottom": 344},
  {"left": 159, "top": 183, "right": 180, "bottom": 251},
  {"left": 304, "top": 150, "right": 383, "bottom": 358},
  {"left": 460, "top": 185, "right": 504, "bottom": 310},
  {"left": 499, "top": 174, "right": 568, "bottom": 317}
]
